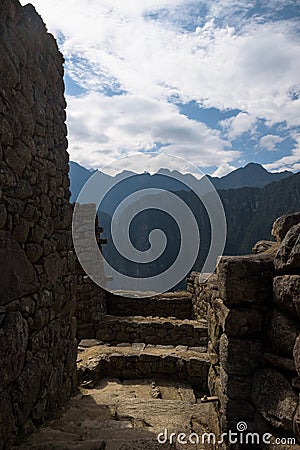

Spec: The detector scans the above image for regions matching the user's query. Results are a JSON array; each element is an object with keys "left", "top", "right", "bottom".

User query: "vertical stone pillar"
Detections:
[
  {"left": 207, "top": 255, "right": 274, "bottom": 447},
  {"left": 74, "top": 203, "right": 107, "bottom": 339}
]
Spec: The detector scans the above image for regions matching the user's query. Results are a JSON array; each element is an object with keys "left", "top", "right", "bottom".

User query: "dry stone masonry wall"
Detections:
[
  {"left": 188, "top": 212, "right": 300, "bottom": 449},
  {"left": 74, "top": 203, "right": 107, "bottom": 340},
  {"left": 106, "top": 291, "right": 193, "bottom": 320},
  {"left": 0, "top": 0, "right": 77, "bottom": 447},
  {"left": 187, "top": 272, "right": 219, "bottom": 321},
  {"left": 96, "top": 314, "right": 208, "bottom": 347}
]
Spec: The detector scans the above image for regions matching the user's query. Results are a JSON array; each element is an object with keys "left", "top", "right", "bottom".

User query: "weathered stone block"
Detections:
[
  {"left": 43, "top": 253, "right": 61, "bottom": 285},
  {"left": 219, "top": 367, "right": 253, "bottom": 400},
  {"left": 0, "top": 204, "right": 7, "bottom": 229},
  {"left": 269, "top": 309, "right": 298, "bottom": 357},
  {"left": 273, "top": 275, "right": 300, "bottom": 317},
  {"left": 4, "top": 145, "right": 25, "bottom": 175},
  {"left": 272, "top": 212, "right": 300, "bottom": 243},
  {"left": 25, "top": 243, "right": 44, "bottom": 263},
  {"left": 293, "top": 335, "right": 300, "bottom": 377},
  {"left": 274, "top": 223, "right": 300, "bottom": 271},
  {"left": 11, "top": 350, "right": 49, "bottom": 426},
  {"left": 211, "top": 297, "right": 262, "bottom": 337},
  {"left": 217, "top": 255, "right": 274, "bottom": 305},
  {"left": 207, "top": 302, "right": 223, "bottom": 350},
  {"left": 252, "top": 369, "right": 298, "bottom": 431},
  {"left": 0, "top": 311, "right": 28, "bottom": 389},
  {"left": 12, "top": 219, "right": 31, "bottom": 243},
  {"left": 263, "top": 353, "right": 296, "bottom": 372},
  {"left": 224, "top": 308, "right": 262, "bottom": 337},
  {"left": 219, "top": 334, "right": 262, "bottom": 375},
  {"left": 293, "top": 394, "right": 300, "bottom": 442},
  {"left": 0, "top": 392, "right": 15, "bottom": 450},
  {"left": 0, "top": 231, "right": 39, "bottom": 305}
]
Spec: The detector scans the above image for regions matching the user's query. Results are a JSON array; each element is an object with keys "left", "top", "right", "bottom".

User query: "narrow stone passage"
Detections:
[
  {"left": 15, "top": 291, "right": 211, "bottom": 449},
  {"left": 15, "top": 378, "right": 210, "bottom": 450}
]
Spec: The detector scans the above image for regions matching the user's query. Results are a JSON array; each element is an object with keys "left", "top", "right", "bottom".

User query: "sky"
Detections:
[{"left": 20, "top": 0, "right": 300, "bottom": 176}]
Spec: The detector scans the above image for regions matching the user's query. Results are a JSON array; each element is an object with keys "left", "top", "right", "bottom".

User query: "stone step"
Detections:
[
  {"left": 16, "top": 380, "right": 210, "bottom": 450},
  {"left": 107, "top": 291, "right": 193, "bottom": 320},
  {"left": 77, "top": 344, "right": 209, "bottom": 389},
  {"left": 95, "top": 315, "right": 208, "bottom": 347}
]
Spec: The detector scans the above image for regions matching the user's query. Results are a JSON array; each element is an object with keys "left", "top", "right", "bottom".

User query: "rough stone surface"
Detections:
[
  {"left": 273, "top": 275, "right": 300, "bottom": 317},
  {"left": 187, "top": 273, "right": 219, "bottom": 320},
  {"left": 272, "top": 212, "right": 300, "bottom": 243},
  {"left": 77, "top": 344, "right": 209, "bottom": 390},
  {"left": 14, "top": 379, "right": 209, "bottom": 450},
  {"left": 107, "top": 291, "right": 192, "bottom": 320},
  {"left": 263, "top": 353, "right": 296, "bottom": 372},
  {"left": 293, "top": 395, "right": 300, "bottom": 443},
  {"left": 252, "top": 240, "right": 277, "bottom": 254},
  {"left": 0, "top": 391, "right": 16, "bottom": 447},
  {"left": 189, "top": 213, "right": 300, "bottom": 448},
  {"left": 75, "top": 204, "right": 107, "bottom": 340},
  {"left": 96, "top": 315, "right": 208, "bottom": 347},
  {"left": 219, "top": 334, "right": 262, "bottom": 376},
  {"left": 0, "top": 231, "right": 39, "bottom": 305},
  {"left": 0, "top": 311, "right": 29, "bottom": 389},
  {"left": 0, "top": 0, "right": 77, "bottom": 446},
  {"left": 293, "top": 335, "right": 300, "bottom": 377},
  {"left": 274, "top": 223, "right": 300, "bottom": 271},
  {"left": 252, "top": 369, "right": 298, "bottom": 431},
  {"left": 217, "top": 254, "right": 274, "bottom": 305},
  {"left": 269, "top": 309, "right": 299, "bottom": 357}
]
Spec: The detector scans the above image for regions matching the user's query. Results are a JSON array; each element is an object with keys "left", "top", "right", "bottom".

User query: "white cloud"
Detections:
[
  {"left": 212, "top": 163, "right": 238, "bottom": 177},
  {"left": 25, "top": 1, "right": 300, "bottom": 121},
  {"left": 259, "top": 134, "right": 284, "bottom": 151},
  {"left": 21, "top": 0, "right": 300, "bottom": 173},
  {"left": 220, "top": 112, "right": 257, "bottom": 140},
  {"left": 67, "top": 92, "right": 240, "bottom": 169},
  {"left": 264, "top": 135, "right": 300, "bottom": 172}
]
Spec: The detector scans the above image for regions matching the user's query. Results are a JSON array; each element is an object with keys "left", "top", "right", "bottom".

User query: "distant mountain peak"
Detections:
[
  {"left": 69, "top": 160, "right": 294, "bottom": 203},
  {"left": 244, "top": 162, "right": 268, "bottom": 170},
  {"left": 209, "top": 162, "right": 292, "bottom": 190}
]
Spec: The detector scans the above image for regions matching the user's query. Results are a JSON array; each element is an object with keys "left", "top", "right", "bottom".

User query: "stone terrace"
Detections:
[
  {"left": 78, "top": 290, "right": 210, "bottom": 391},
  {"left": 96, "top": 315, "right": 207, "bottom": 347},
  {"left": 106, "top": 291, "right": 193, "bottom": 319}
]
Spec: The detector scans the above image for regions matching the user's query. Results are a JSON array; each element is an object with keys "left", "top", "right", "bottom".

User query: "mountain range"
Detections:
[
  {"left": 69, "top": 161, "right": 300, "bottom": 290},
  {"left": 69, "top": 161, "right": 292, "bottom": 205}
]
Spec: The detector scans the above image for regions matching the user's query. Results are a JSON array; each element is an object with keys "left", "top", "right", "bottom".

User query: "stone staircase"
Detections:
[
  {"left": 96, "top": 315, "right": 208, "bottom": 346},
  {"left": 16, "top": 292, "right": 210, "bottom": 450},
  {"left": 78, "top": 291, "right": 209, "bottom": 390},
  {"left": 106, "top": 291, "right": 193, "bottom": 319},
  {"left": 16, "top": 379, "right": 210, "bottom": 450}
]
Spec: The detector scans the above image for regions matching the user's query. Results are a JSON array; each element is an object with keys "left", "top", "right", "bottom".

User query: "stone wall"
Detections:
[
  {"left": 188, "top": 212, "right": 300, "bottom": 448},
  {"left": 76, "top": 274, "right": 107, "bottom": 340},
  {"left": 208, "top": 254, "right": 274, "bottom": 448},
  {"left": 187, "top": 272, "right": 218, "bottom": 321},
  {"left": 0, "top": 1, "right": 77, "bottom": 447},
  {"left": 75, "top": 204, "right": 107, "bottom": 340},
  {"left": 106, "top": 291, "right": 192, "bottom": 319},
  {"left": 77, "top": 343, "right": 209, "bottom": 390},
  {"left": 96, "top": 315, "right": 208, "bottom": 347}
]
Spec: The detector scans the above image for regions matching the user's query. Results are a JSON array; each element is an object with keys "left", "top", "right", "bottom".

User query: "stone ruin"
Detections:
[
  {"left": 187, "top": 212, "right": 300, "bottom": 449},
  {"left": 1, "top": 1, "right": 300, "bottom": 449},
  {"left": 0, "top": 0, "right": 77, "bottom": 447}
]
